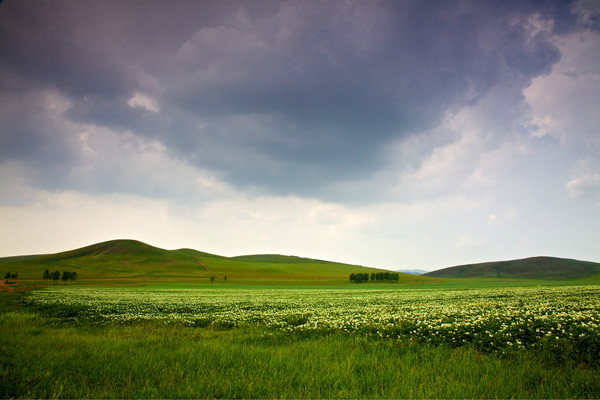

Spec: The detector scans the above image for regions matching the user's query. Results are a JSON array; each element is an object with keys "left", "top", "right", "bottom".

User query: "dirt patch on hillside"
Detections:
[
  {"left": 0, "top": 281, "right": 47, "bottom": 292},
  {"left": 0, "top": 281, "right": 14, "bottom": 292}
]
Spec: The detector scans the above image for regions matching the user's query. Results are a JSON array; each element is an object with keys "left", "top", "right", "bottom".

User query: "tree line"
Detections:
[
  {"left": 43, "top": 269, "right": 77, "bottom": 283},
  {"left": 349, "top": 271, "right": 400, "bottom": 283}
]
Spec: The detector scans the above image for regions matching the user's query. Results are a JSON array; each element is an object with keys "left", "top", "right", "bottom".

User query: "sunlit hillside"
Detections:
[{"left": 0, "top": 239, "right": 431, "bottom": 285}]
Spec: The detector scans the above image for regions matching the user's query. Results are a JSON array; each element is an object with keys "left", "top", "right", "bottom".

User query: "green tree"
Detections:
[
  {"left": 4, "top": 272, "right": 11, "bottom": 280},
  {"left": 210, "top": 275, "right": 215, "bottom": 283},
  {"left": 43, "top": 269, "right": 50, "bottom": 280},
  {"left": 60, "top": 271, "right": 78, "bottom": 282},
  {"left": 52, "top": 271, "right": 61, "bottom": 283}
]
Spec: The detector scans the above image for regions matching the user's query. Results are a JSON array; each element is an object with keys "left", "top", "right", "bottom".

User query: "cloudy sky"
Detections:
[{"left": 1, "top": 0, "right": 599, "bottom": 270}]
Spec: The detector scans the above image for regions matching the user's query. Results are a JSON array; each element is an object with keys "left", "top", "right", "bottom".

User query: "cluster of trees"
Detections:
[
  {"left": 43, "top": 269, "right": 77, "bottom": 283},
  {"left": 349, "top": 271, "right": 401, "bottom": 283},
  {"left": 370, "top": 272, "right": 400, "bottom": 282},
  {"left": 4, "top": 272, "right": 18, "bottom": 283},
  {"left": 349, "top": 273, "right": 370, "bottom": 283}
]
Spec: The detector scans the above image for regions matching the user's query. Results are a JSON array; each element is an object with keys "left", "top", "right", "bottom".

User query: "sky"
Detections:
[{"left": 0, "top": 0, "right": 599, "bottom": 271}]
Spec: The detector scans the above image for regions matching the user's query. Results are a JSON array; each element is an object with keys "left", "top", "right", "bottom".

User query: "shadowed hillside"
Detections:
[
  {"left": 0, "top": 239, "right": 428, "bottom": 285},
  {"left": 425, "top": 256, "right": 600, "bottom": 280}
]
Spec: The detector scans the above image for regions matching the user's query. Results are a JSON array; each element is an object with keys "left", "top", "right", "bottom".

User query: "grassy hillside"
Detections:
[
  {"left": 425, "top": 256, "right": 600, "bottom": 280},
  {"left": 0, "top": 239, "right": 429, "bottom": 285},
  {"left": 231, "top": 254, "right": 337, "bottom": 264}
]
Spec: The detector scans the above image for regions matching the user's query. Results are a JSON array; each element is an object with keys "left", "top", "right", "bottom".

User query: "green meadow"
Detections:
[
  {"left": 1, "top": 240, "right": 600, "bottom": 398},
  {"left": 2, "top": 282, "right": 600, "bottom": 399}
]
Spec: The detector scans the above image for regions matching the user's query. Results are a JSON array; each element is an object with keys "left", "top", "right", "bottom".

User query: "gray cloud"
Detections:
[{"left": 0, "top": 0, "right": 585, "bottom": 200}]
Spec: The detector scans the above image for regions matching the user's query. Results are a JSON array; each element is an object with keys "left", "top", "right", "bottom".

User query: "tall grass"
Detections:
[{"left": 1, "top": 294, "right": 599, "bottom": 399}]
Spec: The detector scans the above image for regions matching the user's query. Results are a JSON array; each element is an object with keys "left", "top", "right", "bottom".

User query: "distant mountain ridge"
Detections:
[
  {"left": 425, "top": 256, "right": 600, "bottom": 280},
  {"left": 395, "top": 269, "right": 429, "bottom": 275}
]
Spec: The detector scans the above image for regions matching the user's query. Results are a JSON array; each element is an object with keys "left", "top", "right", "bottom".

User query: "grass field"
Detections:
[{"left": 2, "top": 282, "right": 600, "bottom": 398}]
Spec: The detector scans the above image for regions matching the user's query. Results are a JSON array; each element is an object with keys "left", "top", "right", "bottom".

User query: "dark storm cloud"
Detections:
[
  {"left": 0, "top": 0, "right": 583, "bottom": 198},
  {"left": 0, "top": 2, "right": 132, "bottom": 98}
]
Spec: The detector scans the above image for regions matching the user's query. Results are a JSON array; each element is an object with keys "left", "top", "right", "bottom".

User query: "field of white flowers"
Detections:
[{"left": 25, "top": 285, "right": 600, "bottom": 354}]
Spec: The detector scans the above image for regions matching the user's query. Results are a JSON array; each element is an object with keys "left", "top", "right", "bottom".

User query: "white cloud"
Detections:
[
  {"left": 40, "top": 88, "right": 72, "bottom": 114},
  {"left": 566, "top": 175, "right": 600, "bottom": 199},
  {"left": 388, "top": 79, "right": 531, "bottom": 203},
  {"left": 566, "top": 159, "right": 600, "bottom": 199},
  {"left": 524, "top": 30, "right": 600, "bottom": 147},
  {"left": 78, "top": 131, "right": 95, "bottom": 157},
  {"left": 127, "top": 92, "right": 160, "bottom": 112}
]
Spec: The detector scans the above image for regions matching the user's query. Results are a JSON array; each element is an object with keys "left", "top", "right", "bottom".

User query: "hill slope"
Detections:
[
  {"left": 0, "top": 239, "right": 427, "bottom": 284},
  {"left": 425, "top": 256, "right": 600, "bottom": 280}
]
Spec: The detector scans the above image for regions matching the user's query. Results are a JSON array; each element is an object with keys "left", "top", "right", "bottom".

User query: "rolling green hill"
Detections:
[
  {"left": 425, "top": 256, "right": 600, "bottom": 280},
  {"left": 0, "top": 239, "right": 428, "bottom": 285}
]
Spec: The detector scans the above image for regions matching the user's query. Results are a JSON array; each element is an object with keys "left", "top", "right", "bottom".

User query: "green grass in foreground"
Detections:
[{"left": 1, "top": 292, "right": 599, "bottom": 399}]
